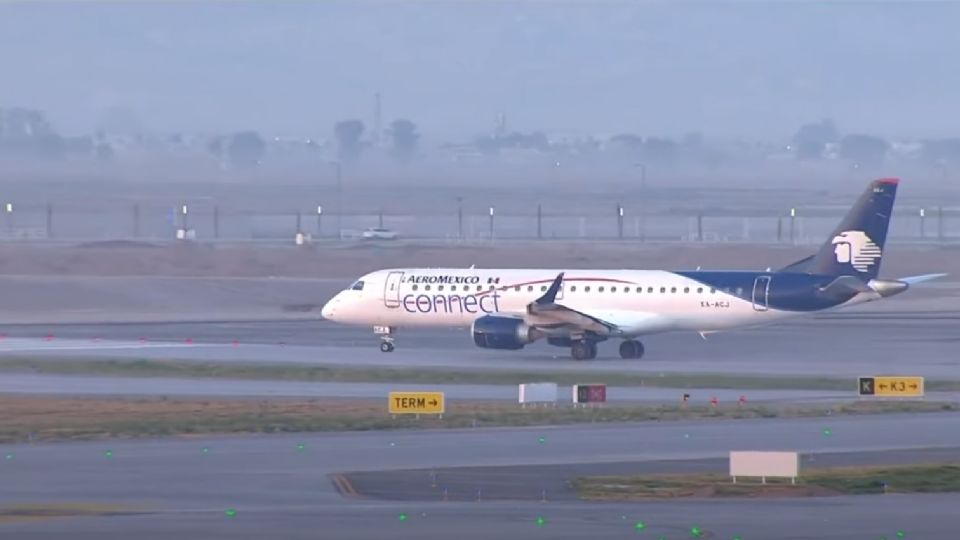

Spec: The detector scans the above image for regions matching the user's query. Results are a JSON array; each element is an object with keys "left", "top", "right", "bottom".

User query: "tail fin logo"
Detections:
[{"left": 832, "top": 230, "right": 882, "bottom": 272}]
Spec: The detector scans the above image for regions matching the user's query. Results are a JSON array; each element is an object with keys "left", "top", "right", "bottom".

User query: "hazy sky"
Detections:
[{"left": 2, "top": 1, "right": 958, "bottom": 140}]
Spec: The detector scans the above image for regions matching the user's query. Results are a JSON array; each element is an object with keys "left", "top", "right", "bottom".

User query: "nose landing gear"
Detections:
[{"left": 374, "top": 325, "right": 395, "bottom": 353}]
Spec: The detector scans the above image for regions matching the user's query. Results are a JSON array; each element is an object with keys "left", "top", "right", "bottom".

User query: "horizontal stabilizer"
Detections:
[{"left": 898, "top": 273, "right": 948, "bottom": 285}]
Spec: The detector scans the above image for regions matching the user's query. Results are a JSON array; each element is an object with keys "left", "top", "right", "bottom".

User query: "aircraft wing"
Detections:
[{"left": 524, "top": 273, "right": 673, "bottom": 336}]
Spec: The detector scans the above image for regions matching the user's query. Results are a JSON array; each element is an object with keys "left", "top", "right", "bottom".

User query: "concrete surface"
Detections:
[
  {"left": 2, "top": 415, "right": 960, "bottom": 539},
  {"left": 2, "top": 307, "right": 958, "bottom": 378}
]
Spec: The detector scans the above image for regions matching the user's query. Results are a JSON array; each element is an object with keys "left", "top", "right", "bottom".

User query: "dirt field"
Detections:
[{"left": 0, "top": 241, "right": 954, "bottom": 279}]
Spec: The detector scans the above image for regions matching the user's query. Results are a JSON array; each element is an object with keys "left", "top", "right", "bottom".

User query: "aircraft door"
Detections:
[
  {"left": 383, "top": 271, "right": 404, "bottom": 309},
  {"left": 752, "top": 275, "right": 771, "bottom": 312}
]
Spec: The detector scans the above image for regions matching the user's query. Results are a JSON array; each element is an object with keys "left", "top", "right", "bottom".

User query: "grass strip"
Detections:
[
  {"left": 0, "top": 396, "right": 955, "bottom": 443},
  {"left": 573, "top": 463, "right": 960, "bottom": 499},
  {"left": 2, "top": 357, "right": 959, "bottom": 391}
]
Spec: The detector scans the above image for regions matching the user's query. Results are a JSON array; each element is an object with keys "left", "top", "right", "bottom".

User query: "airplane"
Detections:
[{"left": 321, "top": 178, "right": 945, "bottom": 360}]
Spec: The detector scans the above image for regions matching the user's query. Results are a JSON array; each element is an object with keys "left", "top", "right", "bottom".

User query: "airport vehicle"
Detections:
[
  {"left": 361, "top": 227, "right": 398, "bottom": 240},
  {"left": 322, "top": 179, "right": 944, "bottom": 359}
]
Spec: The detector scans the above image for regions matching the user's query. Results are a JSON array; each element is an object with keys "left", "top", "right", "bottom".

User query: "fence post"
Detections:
[{"left": 46, "top": 203, "right": 54, "bottom": 239}]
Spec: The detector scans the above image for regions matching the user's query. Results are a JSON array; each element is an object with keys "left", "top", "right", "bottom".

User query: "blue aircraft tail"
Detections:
[{"left": 786, "top": 178, "right": 898, "bottom": 280}]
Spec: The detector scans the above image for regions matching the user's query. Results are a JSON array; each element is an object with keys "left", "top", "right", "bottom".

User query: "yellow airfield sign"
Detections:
[
  {"left": 388, "top": 392, "right": 445, "bottom": 414},
  {"left": 858, "top": 376, "right": 924, "bottom": 397}
]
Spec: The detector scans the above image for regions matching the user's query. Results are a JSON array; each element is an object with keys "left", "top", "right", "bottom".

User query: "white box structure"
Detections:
[
  {"left": 729, "top": 451, "right": 799, "bottom": 484},
  {"left": 518, "top": 383, "right": 558, "bottom": 405}
]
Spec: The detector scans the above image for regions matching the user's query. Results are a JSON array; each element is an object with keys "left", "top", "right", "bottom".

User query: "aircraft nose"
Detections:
[{"left": 321, "top": 297, "right": 338, "bottom": 320}]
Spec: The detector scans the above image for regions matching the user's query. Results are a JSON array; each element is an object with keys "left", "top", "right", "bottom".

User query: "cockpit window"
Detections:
[{"left": 350, "top": 280, "right": 364, "bottom": 291}]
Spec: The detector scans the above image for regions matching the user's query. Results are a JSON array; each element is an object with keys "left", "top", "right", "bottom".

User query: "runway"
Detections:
[
  {"left": 0, "top": 284, "right": 957, "bottom": 538},
  {"left": 2, "top": 414, "right": 960, "bottom": 539},
  {"left": 1, "top": 308, "right": 959, "bottom": 379}
]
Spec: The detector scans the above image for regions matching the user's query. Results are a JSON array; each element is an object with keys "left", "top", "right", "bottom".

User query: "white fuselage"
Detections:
[{"left": 321, "top": 268, "right": 878, "bottom": 336}]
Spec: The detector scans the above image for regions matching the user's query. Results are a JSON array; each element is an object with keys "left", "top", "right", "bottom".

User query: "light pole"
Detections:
[
  {"left": 329, "top": 161, "right": 342, "bottom": 236},
  {"left": 634, "top": 163, "right": 647, "bottom": 241}
]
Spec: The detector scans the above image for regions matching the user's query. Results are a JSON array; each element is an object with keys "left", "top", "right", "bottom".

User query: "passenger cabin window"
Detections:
[
  {"left": 647, "top": 287, "right": 653, "bottom": 293},
  {"left": 412, "top": 284, "right": 419, "bottom": 291},
  {"left": 598, "top": 286, "right": 605, "bottom": 292},
  {"left": 570, "top": 286, "right": 577, "bottom": 292},
  {"left": 584, "top": 286, "right": 591, "bottom": 292},
  {"left": 438, "top": 285, "right": 445, "bottom": 291},
  {"left": 635, "top": 287, "right": 641, "bottom": 293},
  {"left": 660, "top": 287, "right": 666, "bottom": 293},
  {"left": 527, "top": 285, "right": 534, "bottom": 292},
  {"left": 541, "top": 285, "right": 547, "bottom": 292},
  {"left": 451, "top": 285, "right": 457, "bottom": 291},
  {"left": 684, "top": 287, "right": 690, "bottom": 293},
  {"left": 697, "top": 287, "right": 704, "bottom": 293},
  {"left": 350, "top": 280, "right": 365, "bottom": 291},
  {"left": 425, "top": 285, "right": 431, "bottom": 291},
  {"left": 670, "top": 287, "right": 677, "bottom": 293},
  {"left": 611, "top": 286, "right": 617, "bottom": 292}
]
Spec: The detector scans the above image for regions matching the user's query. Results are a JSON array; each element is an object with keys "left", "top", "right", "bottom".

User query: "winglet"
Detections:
[{"left": 535, "top": 272, "right": 564, "bottom": 305}]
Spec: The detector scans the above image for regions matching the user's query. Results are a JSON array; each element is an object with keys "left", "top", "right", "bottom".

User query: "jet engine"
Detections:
[{"left": 471, "top": 315, "right": 541, "bottom": 350}]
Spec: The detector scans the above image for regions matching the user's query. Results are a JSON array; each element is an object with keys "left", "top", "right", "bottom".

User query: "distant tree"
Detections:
[
  {"left": 0, "top": 107, "right": 64, "bottom": 159},
  {"left": 838, "top": 134, "right": 888, "bottom": 166},
  {"left": 334, "top": 119, "right": 365, "bottom": 163},
  {"left": 921, "top": 138, "right": 960, "bottom": 166},
  {"left": 207, "top": 136, "right": 224, "bottom": 159},
  {"left": 95, "top": 143, "right": 114, "bottom": 162},
  {"left": 792, "top": 119, "right": 839, "bottom": 160},
  {"left": 643, "top": 137, "right": 677, "bottom": 164},
  {"left": 226, "top": 131, "right": 266, "bottom": 169},
  {"left": 607, "top": 134, "right": 644, "bottom": 156},
  {"left": 387, "top": 119, "right": 419, "bottom": 164}
]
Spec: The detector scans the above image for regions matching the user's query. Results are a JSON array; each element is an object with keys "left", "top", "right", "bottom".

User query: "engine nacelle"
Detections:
[{"left": 471, "top": 315, "right": 540, "bottom": 350}]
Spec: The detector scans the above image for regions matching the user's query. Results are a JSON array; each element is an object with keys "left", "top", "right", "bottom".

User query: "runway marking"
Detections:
[
  {"left": 0, "top": 502, "right": 145, "bottom": 524},
  {"left": 0, "top": 338, "right": 210, "bottom": 353},
  {"left": 331, "top": 473, "right": 360, "bottom": 498}
]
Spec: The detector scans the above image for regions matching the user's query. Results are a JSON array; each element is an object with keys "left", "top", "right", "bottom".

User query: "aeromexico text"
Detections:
[
  {"left": 403, "top": 275, "right": 482, "bottom": 285},
  {"left": 400, "top": 274, "right": 500, "bottom": 314}
]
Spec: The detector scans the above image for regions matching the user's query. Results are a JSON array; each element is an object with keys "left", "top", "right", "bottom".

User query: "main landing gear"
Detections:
[
  {"left": 570, "top": 339, "right": 644, "bottom": 360},
  {"left": 570, "top": 340, "right": 598, "bottom": 361},
  {"left": 374, "top": 326, "right": 395, "bottom": 353},
  {"left": 618, "top": 339, "right": 645, "bottom": 359}
]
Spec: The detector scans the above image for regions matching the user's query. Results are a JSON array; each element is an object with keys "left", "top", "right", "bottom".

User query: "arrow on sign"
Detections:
[{"left": 429, "top": 400, "right": 438, "bottom": 406}]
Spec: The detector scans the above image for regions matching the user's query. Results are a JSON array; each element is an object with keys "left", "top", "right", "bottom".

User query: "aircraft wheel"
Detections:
[
  {"left": 619, "top": 339, "right": 645, "bottom": 359},
  {"left": 380, "top": 341, "right": 395, "bottom": 353},
  {"left": 571, "top": 340, "right": 597, "bottom": 361}
]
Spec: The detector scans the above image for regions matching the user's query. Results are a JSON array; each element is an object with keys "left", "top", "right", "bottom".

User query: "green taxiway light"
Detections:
[
  {"left": 104, "top": 450, "right": 113, "bottom": 458},
  {"left": 897, "top": 532, "right": 905, "bottom": 538},
  {"left": 822, "top": 428, "right": 832, "bottom": 437},
  {"left": 225, "top": 509, "right": 237, "bottom": 518},
  {"left": 635, "top": 521, "right": 646, "bottom": 531},
  {"left": 535, "top": 516, "right": 546, "bottom": 527},
  {"left": 537, "top": 436, "right": 545, "bottom": 444},
  {"left": 202, "top": 447, "right": 209, "bottom": 454},
  {"left": 4, "top": 454, "right": 12, "bottom": 460},
  {"left": 691, "top": 526, "right": 702, "bottom": 537},
  {"left": 398, "top": 513, "right": 408, "bottom": 521},
  {"left": 297, "top": 444, "right": 305, "bottom": 452}
]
